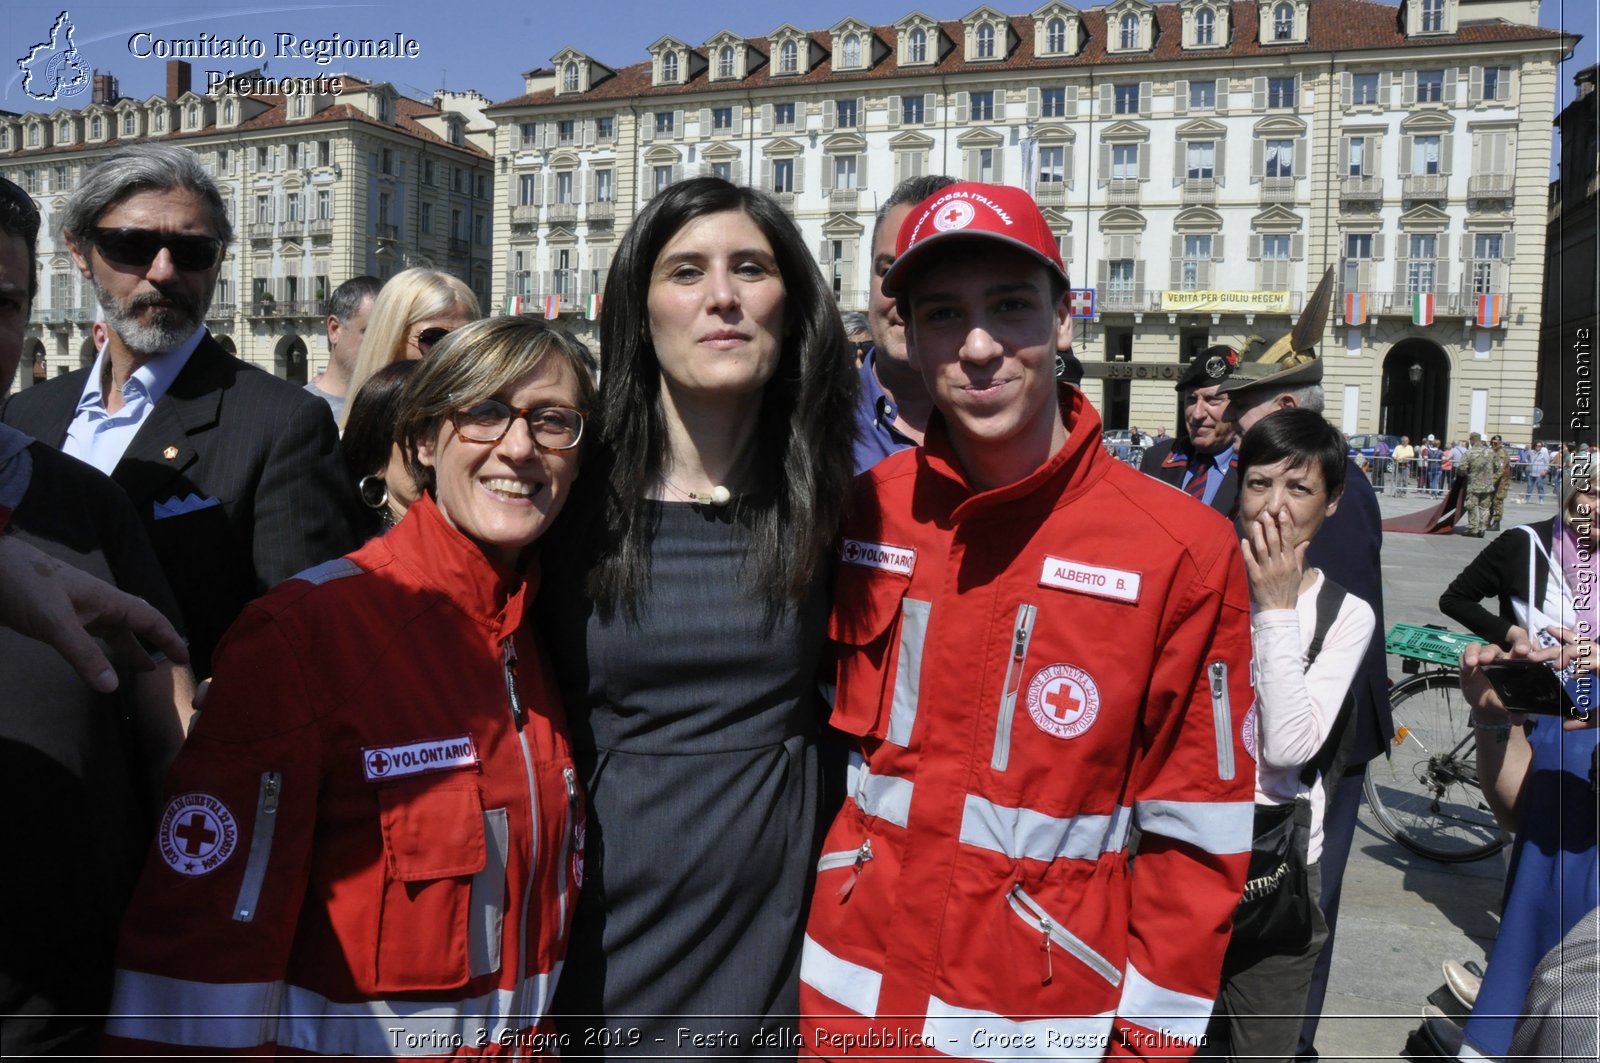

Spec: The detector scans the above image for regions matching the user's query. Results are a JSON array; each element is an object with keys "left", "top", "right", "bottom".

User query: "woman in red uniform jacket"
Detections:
[{"left": 105, "top": 319, "right": 597, "bottom": 1056}]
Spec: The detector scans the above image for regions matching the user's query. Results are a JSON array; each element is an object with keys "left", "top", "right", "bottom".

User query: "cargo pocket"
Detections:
[
  {"left": 376, "top": 780, "right": 487, "bottom": 991},
  {"left": 827, "top": 568, "right": 919, "bottom": 742}
]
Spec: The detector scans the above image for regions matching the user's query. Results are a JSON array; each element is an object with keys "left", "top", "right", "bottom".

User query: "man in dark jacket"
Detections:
[
  {"left": 1, "top": 145, "right": 362, "bottom": 676},
  {"left": 1140, "top": 344, "right": 1241, "bottom": 516}
]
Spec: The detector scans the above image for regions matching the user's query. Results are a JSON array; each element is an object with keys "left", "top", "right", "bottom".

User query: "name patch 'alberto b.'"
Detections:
[{"left": 1039, "top": 555, "right": 1143, "bottom": 604}]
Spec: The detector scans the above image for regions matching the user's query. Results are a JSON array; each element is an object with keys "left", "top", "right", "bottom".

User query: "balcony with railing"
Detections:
[
  {"left": 64, "top": 306, "right": 96, "bottom": 323},
  {"left": 1180, "top": 177, "right": 1217, "bottom": 206},
  {"left": 249, "top": 299, "right": 321, "bottom": 318},
  {"left": 1467, "top": 173, "right": 1513, "bottom": 199},
  {"left": 827, "top": 188, "right": 860, "bottom": 210},
  {"left": 548, "top": 202, "right": 578, "bottom": 224},
  {"left": 588, "top": 201, "right": 615, "bottom": 222},
  {"left": 1259, "top": 177, "right": 1296, "bottom": 205},
  {"left": 247, "top": 221, "right": 276, "bottom": 239},
  {"left": 1097, "top": 287, "right": 1155, "bottom": 311},
  {"left": 1033, "top": 183, "right": 1069, "bottom": 207},
  {"left": 510, "top": 205, "right": 540, "bottom": 226},
  {"left": 1106, "top": 179, "right": 1141, "bottom": 205},
  {"left": 305, "top": 218, "right": 332, "bottom": 236},
  {"left": 206, "top": 303, "right": 236, "bottom": 320},
  {"left": 1340, "top": 175, "right": 1383, "bottom": 201},
  {"left": 1402, "top": 174, "right": 1449, "bottom": 201},
  {"left": 375, "top": 223, "right": 399, "bottom": 241}
]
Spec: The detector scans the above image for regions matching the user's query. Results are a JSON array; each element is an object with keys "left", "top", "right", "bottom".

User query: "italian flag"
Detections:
[
  {"left": 543, "top": 294, "right": 561, "bottom": 320},
  {"left": 505, "top": 295, "right": 524, "bottom": 316},
  {"left": 1345, "top": 292, "right": 1368, "bottom": 326},
  {"left": 1476, "top": 293, "right": 1503, "bottom": 328},
  {"left": 1411, "top": 292, "right": 1435, "bottom": 326},
  {"left": 585, "top": 293, "right": 602, "bottom": 321}
]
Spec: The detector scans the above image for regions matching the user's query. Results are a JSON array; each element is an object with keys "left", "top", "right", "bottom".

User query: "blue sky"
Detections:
[{"left": 6, "top": 0, "right": 1594, "bottom": 135}]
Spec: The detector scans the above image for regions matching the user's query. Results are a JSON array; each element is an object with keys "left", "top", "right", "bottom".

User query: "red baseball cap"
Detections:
[{"left": 883, "top": 182, "right": 1069, "bottom": 298}]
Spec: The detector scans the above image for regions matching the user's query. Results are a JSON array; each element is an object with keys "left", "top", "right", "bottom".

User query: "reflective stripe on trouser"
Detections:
[
  {"left": 801, "top": 934, "right": 882, "bottom": 1018},
  {"left": 107, "top": 966, "right": 562, "bottom": 1054},
  {"left": 1134, "top": 798, "right": 1254, "bottom": 854},
  {"left": 921, "top": 995, "right": 1115, "bottom": 1061},
  {"left": 959, "top": 794, "right": 1133, "bottom": 862},
  {"left": 1115, "top": 961, "right": 1213, "bottom": 1046}
]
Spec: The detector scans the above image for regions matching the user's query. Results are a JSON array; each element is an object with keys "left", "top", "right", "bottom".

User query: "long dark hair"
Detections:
[{"left": 579, "top": 177, "right": 857, "bottom": 616}]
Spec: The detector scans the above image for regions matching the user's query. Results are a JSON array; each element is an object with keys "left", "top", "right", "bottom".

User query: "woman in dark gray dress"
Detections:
[{"left": 544, "top": 178, "right": 857, "bottom": 1054}]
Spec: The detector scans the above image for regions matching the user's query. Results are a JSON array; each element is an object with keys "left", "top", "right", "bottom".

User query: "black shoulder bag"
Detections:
[{"left": 1230, "top": 578, "right": 1357, "bottom": 963}]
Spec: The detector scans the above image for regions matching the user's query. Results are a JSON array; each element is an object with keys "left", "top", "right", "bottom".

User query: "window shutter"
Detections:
[
  {"left": 1402, "top": 70, "right": 1416, "bottom": 106},
  {"left": 1098, "top": 142, "right": 1111, "bottom": 186},
  {"left": 1099, "top": 260, "right": 1110, "bottom": 290},
  {"left": 1062, "top": 234, "right": 1074, "bottom": 265},
  {"left": 673, "top": 162, "right": 685, "bottom": 182},
  {"left": 1175, "top": 81, "right": 1189, "bottom": 116},
  {"left": 584, "top": 170, "right": 594, "bottom": 202},
  {"left": 796, "top": 156, "right": 806, "bottom": 192},
  {"left": 1170, "top": 235, "right": 1185, "bottom": 288},
  {"left": 1027, "top": 87, "right": 1041, "bottom": 120},
  {"left": 1338, "top": 138, "right": 1350, "bottom": 173},
  {"left": 1379, "top": 71, "right": 1393, "bottom": 100},
  {"left": 992, "top": 150, "right": 1004, "bottom": 183},
  {"left": 822, "top": 155, "right": 834, "bottom": 190},
  {"left": 1215, "top": 141, "right": 1226, "bottom": 185},
  {"left": 819, "top": 239, "right": 831, "bottom": 270},
  {"left": 1099, "top": 84, "right": 1113, "bottom": 117},
  {"left": 544, "top": 125, "right": 557, "bottom": 149},
  {"left": 1139, "top": 81, "right": 1153, "bottom": 118},
  {"left": 1445, "top": 67, "right": 1458, "bottom": 103},
  {"left": 888, "top": 96, "right": 902, "bottom": 127},
  {"left": 1293, "top": 138, "right": 1307, "bottom": 176},
  {"left": 1253, "top": 77, "right": 1267, "bottom": 111},
  {"left": 1399, "top": 135, "right": 1413, "bottom": 175},
  {"left": 1498, "top": 69, "right": 1512, "bottom": 101},
  {"left": 1440, "top": 134, "right": 1453, "bottom": 174},
  {"left": 956, "top": 91, "right": 970, "bottom": 122},
  {"left": 823, "top": 103, "right": 837, "bottom": 131},
  {"left": 674, "top": 110, "right": 684, "bottom": 140},
  {"left": 1370, "top": 135, "right": 1382, "bottom": 174},
  {"left": 1066, "top": 86, "right": 1079, "bottom": 113},
  {"left": 858, "top": 154, "right": 869, "bottom": 190},
  {"left": 925, "top": 93, "right": 938, "bottom": 121},
  {"left": 1215, "top": 78, "right": 1228, "bottom": 115},
  {"left": 1174, "top": 142, "right": 1186, "bottom": 183},
  {"left": 641, "top": 118, "right": 654, "bottom": 143},
  {"left": 995, "top": 92, "right": 1007, "bottom": 120},
  {"left": 1373, "top": 234, "right": 1386, "bottom": 259},
  {"left": 1341, "top": 72, "right": 1352, "bottom": 109},
  {"left": 1212, "top": 234, "right": 1225, "bottom": 261},
  {"left": 1248, "top": 234, "right": 1262, "bottom": 260},
  {"left": 1458, "top": 233, "right": 1470, "bottom": 260},
  {"left": 699, "top": 108, "right": 711, "bottom": 130},
  {"left": 1065, "top": 142, "right": 1075, "bottom": 184},
  {"left": 1251, "top": 138, "right": 1264, "bottom": 180},
  {"left": 761, "top": 104, "right": 774, "bottom": 133},
  {"left": 1138, "top": 144, "right": 1150, "bottom": 180},
  {"left": 1504, "top": 233, "right": 1516, "bottom": 259},
  {"left": 534, "top": 173, "right": 546, "bottom": 204},
  {"left": 761, "top": 157, "right": 773, "bottom": 189},
  {"left": 584, "top": 120, "right": 597, "bottom": 148},
  {"left": 1469, "top": 66, "right": 1483, "bottom": 104},
  {"left": 1134, "top": 260, "right": 1146, "bottom": 288},
  {"left": 857, "top": 96, "right": 866, "bottom": 124},
  {"left": 1291, "top": 234, "right": 1304, "bottom": 259}
]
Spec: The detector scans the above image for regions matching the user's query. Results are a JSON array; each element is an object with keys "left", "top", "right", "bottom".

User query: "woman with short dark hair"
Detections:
[{"left": 543, "top": 177, "right": 856, "bottom": 1052}]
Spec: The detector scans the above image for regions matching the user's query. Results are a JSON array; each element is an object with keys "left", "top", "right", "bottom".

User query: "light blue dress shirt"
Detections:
[{"left": 62, "top": 326, "right": 205, "bottom": 476}]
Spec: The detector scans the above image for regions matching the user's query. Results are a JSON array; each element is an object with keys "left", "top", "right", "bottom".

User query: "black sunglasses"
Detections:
[
  {"left": 414, "top": 326, "right": 454, "bottom": 354},
  {"left": 87, "top": 226, "right": 222, "bottom": 271}
]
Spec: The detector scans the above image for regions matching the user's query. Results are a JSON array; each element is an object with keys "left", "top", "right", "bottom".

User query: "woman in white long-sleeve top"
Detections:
[{"left": 1203, "top": 409, "right": 1376, "bottom": 1063}]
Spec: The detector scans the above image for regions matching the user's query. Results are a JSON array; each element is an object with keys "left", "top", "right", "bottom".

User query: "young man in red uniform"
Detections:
[{"left": 800, "top": 184, "right": 1255, "bottom": 1061}]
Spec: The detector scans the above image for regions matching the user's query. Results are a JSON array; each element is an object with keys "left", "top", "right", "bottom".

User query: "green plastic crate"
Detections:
[{"left": 1385, "top": 623, "right": 1489, "bottom": 666}]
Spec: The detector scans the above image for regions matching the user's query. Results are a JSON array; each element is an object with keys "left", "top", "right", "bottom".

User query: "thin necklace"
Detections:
[{"left": 659, "top": 477, "right": 735, "bottom": 507}]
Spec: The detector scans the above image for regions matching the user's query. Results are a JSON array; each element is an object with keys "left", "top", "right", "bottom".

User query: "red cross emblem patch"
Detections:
[
  {"left": 931, "top": 199, "right": 976, "bottom": 232},
  {"left": 157, "top": 792, "right": 239, "bottom": 876},
  {"left": 1026, "top": 664, "right": 1101, "bottom": 740}
]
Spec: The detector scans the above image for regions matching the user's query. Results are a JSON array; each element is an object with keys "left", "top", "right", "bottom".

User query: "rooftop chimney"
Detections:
[
  {"left": 92, "top": 71, "right": 118, "bottom": 104},
  {"left": 166, "top": 60, "right": 191, "bottom": 101}
]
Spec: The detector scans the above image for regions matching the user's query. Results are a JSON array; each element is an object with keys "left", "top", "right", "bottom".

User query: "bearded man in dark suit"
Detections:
[{"left": 2, "top": 144, "right": 361, "bottom": 676}]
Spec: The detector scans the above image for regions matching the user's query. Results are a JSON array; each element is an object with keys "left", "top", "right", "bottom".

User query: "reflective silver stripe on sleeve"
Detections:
[
  {"left": 233, "top": 771, "right": 282, "bottom": 922},
  {"left": 1133, "top": 798, "right": 1254, "bottom": 855},
  {"left": 886, "top": 598, "right": 931, "bottom": 747},
  {"left": 800, "top": 934, "right": 882, "bottom": 1018},
  {"left": 281, "top": 966, "right": 561, "bottom": 1055},
  {"left": 960, "top": 794, "right": 1132, "bottom": 862},
  {"left": 468, "top": 807, "right": 509, "bottom": 978},
  {"left": 107, "top": 967, "right": 563, "bottom": 1054},
  {"left": 854, "top": 765, "right": 913, "bottom": 829},
  {"left": 1115, "top": 961, "right": 1213, "bottom": 1045},
  {"left": 107, "top": 970, "right": 282, "bottom": 1048},
  {"left": 921, "top": 994, "right": 1115, "bottom": 1060},
  {"left": 292, "top": 557, "right": 363, "bottom": 585}
]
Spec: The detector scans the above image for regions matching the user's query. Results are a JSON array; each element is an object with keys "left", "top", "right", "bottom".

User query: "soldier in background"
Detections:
[
  {"left": 1487, "top": 434, "right": 1511, "bottom": 531},
  {"left": 1463, "top": 433, "right": 1496, "bottom": 537}
]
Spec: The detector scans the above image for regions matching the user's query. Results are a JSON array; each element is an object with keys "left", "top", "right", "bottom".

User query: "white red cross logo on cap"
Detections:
[{"left": 931, "top": 200, "right": 976, "bottom": 232}]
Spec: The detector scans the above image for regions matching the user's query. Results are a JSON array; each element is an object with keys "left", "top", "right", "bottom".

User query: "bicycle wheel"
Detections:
[{"left": 1364, "top": 669, "right": 1508, "bottom": 862}]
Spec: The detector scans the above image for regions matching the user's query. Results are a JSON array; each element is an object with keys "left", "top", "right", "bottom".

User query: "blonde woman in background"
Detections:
[{"left": 339, "top": 267, "right": 478, "bottom": 428}]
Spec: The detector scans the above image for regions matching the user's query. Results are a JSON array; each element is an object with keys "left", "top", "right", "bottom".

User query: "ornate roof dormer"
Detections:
[
  {"left": 1258, "top": 0, "right": 1309, "bottom": 45},
  {"left": 1179, "top": 0, "right": 1230, "bottom": 49},
  {"left": 829, "top": 18, "right": 881, "bottom": 73},
  {"left": 767, "top": 22, "right": 819, "bottom": 78},
  {"left": 1105, "top": 0, "right": 1157, "bottom": 54},
  {"left": 895, "top": 11, "right": 947, "bottom": 67},
  {"left": 960, "top": 5, "right": 1014, "bottom": 62},
  {"left": 1403, "top": 0, "right": 1458, "bottom": 36},
  {"left": 1032, "top": 1, "right": 1084, "bottom": 58},
  {"left": 647, "top": 35, "right": 702, "bottom": 87},
  {"left": 704, "top": 31, "right": 759, "bottom": 82},
  {"left": 551, "top": 48, "right": 616, "bottom": 95}
]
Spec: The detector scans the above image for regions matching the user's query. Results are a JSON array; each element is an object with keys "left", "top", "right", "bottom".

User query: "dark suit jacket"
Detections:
[
  {"left": 2, "top": 333, "right": 363, "bottom": 675},
  {"left": 1305, "top": 459, "right": 1392, "bottom": 765},
  {"left": 1440, "top": 518, "right": 1560, "bottom": 648},
  {"left": 1139, "top": 437, "right": 1241, "bottom": 517}
]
